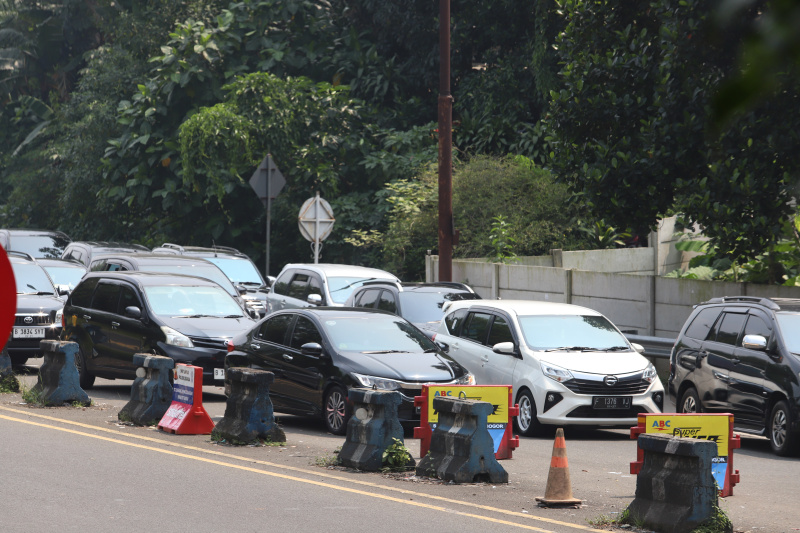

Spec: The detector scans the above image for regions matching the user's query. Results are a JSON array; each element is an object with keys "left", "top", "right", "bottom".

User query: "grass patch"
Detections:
[
  {"left": 20, "top": 380, "right": 46, "bottom": 406},
  {"left": 692, "top": 503, "right": 733, "bottom": 533},
  {"left": 0, "top": 373, "right": 20, "bottom": 393},
  {"left": 314, "top": 447, "right": 342, "bottom": 467},
  {"left": 210, "top": 428, "right": 286, "bottom": 447},
  {"left": 381, "top": 438, "right": 415, "bottom": 472}
]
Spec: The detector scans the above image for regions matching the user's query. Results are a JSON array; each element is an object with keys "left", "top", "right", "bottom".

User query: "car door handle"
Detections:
[
  {"left": 481, "top": 355, "right": 489, "bottom": 363},
  {"left": 250, "top": 343, "right": 261, "bottom": 350},
  {"left": 82, "top": 315, "right": 91, "bottom": 321},
  {"left": 283, "top": 353, "right": 293, "bottom": 361},
  {"left": 111, "top": 322, "right": 120, "bottom": 329}
]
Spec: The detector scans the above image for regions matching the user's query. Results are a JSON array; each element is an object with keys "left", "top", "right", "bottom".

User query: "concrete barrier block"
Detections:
[
  {"left": 213, "top": 368, "right": 285, "bottom": 444},
  {"left": 416, "top": 397, "right": 508, "bottom": 484},
  {"left": 31, "top": 340, "right": 90, "bottom": 406},
  {"left": 338, "top": 389, "right": 413, "bottom": 471},
  {"left": 627, "top": 434, "right": 723, "bottom": 533},
  {"left": 0, "top": 346, "right": 19, "bottom": 392},
  {"left": 118, "top": 354, "right": 174, "bottom": 425}
]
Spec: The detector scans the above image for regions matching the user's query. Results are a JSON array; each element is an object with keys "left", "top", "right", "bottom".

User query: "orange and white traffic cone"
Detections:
[{"left": 535, "top": 428, "right": 582, "bottom": 507}]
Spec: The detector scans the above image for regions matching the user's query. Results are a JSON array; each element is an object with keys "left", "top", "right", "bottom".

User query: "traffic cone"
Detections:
[{"left": 535, "top": 428, "right": 582, "bottom": 507}]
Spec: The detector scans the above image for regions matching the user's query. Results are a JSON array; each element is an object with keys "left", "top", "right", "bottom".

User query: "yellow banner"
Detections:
[
  {"left": 426, "top": 386, "right": 510, "bottom": 424},
  {"left": 642, "top": 414, "right": 730, "bottom": 456}
]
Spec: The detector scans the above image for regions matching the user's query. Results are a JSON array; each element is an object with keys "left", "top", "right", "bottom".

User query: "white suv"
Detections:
[{"left": 432, "top": 300, "right": 664, "bottom": 436}]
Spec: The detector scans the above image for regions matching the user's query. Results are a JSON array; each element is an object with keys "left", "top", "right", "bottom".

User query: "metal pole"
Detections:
[
  {"left": 266, "top": 158, "right": 272, "bottom": 277},
  {"left": 314, "top": 191, "right": 321, "bottom": 264},
  {"left": 437, "top": 0, "right": 453, "bottom": 282}
]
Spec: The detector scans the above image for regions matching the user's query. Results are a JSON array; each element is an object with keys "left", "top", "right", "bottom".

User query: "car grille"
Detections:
[
  {"left": 566, "top": 405, "right": 648, "bottom": 418},
  {"left": 15, "top": 314, "right": 52, "bottom": 326},
  {"left": 563, "top": 375, "right": 651, "bottom": 395},
  {"left": 188, "top": 337, "right": 228, "bottom": 350}
]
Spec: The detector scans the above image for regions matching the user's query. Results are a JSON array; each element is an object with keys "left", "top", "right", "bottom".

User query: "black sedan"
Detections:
[{"left": 224, "top": 307, "right": 475, "bottom": 434}]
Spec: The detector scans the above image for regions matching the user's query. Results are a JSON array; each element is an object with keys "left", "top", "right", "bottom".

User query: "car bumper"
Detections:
[
  {"left": 5, "top": 326, "right": 62, "bottom": 356},
  {"left": 158, "top": 342, "right": 227, "bottom": 386}
]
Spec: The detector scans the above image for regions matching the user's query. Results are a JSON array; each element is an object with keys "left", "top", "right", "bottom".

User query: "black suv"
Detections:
[
  {"left": 668, "top": 296, "right": 800, "bottom": 456},
  {"left": 344, "top": 281, "right": 481, "bottom": 337},
  {"left": 62, "top": 271, "right": 256, "bottom": 387},
  {"left": 61, "top": 241, "right": 150, "bottom": 267},
  {"left": 151, "top": 243, "right": 270, "bottom": 317},
  {"left": 1, "top": 229, "right": 71, "bottom": 258},
  {"left": 7, "top": 252, "right": 65, "bottom": 365}
]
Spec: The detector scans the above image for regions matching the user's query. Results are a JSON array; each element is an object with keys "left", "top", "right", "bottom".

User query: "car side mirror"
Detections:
[
  {"left": 247, "top": 308, "right": 259, "bottom": 319},
  {"left": 631, "top": 343, "right": 644, "bottom": 354},
  {"left": 742, "top": 334, "right": 767, "bottom": 351},
  {"left": 436, "top": 341, "right": 449, "bottom": 353},
  {"left": 58, "top": 286, "right": 71, "bottom": 296},
  {"left": 301, "top": 342, "right": 324, "bottom": 357},
  {"left": 307, "top": 293, "right": 323, "bottom": 306},
  {"left": 124, "top": 306, "right": 142, "bottom": 319},
  {"left": 492, "top": 341, "right": 516, "bottom": 355}
]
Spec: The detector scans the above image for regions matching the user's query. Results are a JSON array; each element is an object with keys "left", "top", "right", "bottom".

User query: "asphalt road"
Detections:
[{"left": 2, "top": 366, "right": 798, "bottom": 533}]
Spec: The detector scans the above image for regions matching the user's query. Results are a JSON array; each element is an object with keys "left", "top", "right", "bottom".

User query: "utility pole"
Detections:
[{"left": 437, "top": 0, "right": 453, "bottom": 282}]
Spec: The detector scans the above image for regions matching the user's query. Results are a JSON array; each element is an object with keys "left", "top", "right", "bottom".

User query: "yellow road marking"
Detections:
[{"left": 0, "top": 405, "right": 595, "bottom": 532}]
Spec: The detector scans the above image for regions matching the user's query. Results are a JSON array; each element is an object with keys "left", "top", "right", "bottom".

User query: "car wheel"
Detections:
[
  {"left": 514, "top": 389, "right": 544, "bottom": 437},
  {"left": 769, "top": 400, "right": 799, "bottom": 457},
  {"left": 678, "top": 387, "right": 700, "bottom": 414},
  {"left": 74, "top": 346, "right": 95, "bottom": 390},
  {"left": 323, "top": 385, "right": 350, "bottom": 435}
]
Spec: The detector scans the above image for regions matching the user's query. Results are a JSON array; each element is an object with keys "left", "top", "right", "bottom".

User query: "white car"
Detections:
[{"left": 432, "top": 300, "right": 665, "bottom": 436}]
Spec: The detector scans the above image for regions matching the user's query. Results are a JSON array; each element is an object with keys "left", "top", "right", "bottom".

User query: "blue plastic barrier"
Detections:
[
  {"left": 415, "top": 396, "right": 508, "bottom": 484},
  {"left": 338, "top": 389, "right": 413, "bottom": 471},
  {"left": 213, "top": 368, "right": 285, "bottom": 444},
  {"left": 31, "top": 340, "right": 90, "bottom": 406},
  {"left": 118, "top": 354, "right": 174, "bottom": 425}
]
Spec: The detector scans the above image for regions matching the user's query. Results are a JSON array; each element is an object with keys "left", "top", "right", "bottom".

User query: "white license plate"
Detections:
[
  {"left": 13, "top": 327, "right": 46, "bottom": 339},
  {"left": 214, "top": 368, "right": 225, "bottom": 380}
]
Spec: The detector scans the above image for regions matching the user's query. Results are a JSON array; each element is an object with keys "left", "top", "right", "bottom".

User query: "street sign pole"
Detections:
[
  {"left": 249, "top": 154, "right": 286, "bottom": 280},
  {"left": 266, "top": 164, "right": 272, "bottom": 277}
]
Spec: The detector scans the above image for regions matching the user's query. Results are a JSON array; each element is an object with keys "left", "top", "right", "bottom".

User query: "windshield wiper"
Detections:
[
  {"left": 423, "top": 347, "right": 439, "bottom": 353},
  {"left": 601, "top": 346, "right": 631, "bottom": 352},
  {"left": 223, "top": 314, "right": 245, "bottom": 318},
  {"left": 172, "top": 314, "right": 217, "bottom": 318},
  {"left": 543, "top": 346, "right": 595, "bottom": 352},
  {"left": 19, "top": 291, "right": 55, "bottom": 295},
  {"left": 361, "top": 349, "right": 410, "bottom": 354}
]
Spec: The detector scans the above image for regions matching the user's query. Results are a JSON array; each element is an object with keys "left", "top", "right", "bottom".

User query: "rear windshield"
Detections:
[
  {"left": 137, "top": 265, "right": 235, "bottom": 295},
  {"left": 398, "top": 291, "right": 479, "bottom": 324},
  {"left": 205, "top": 257, "right": 264, "bottom": 285},
  {"left": 8, "top": 235, "right": 70, "bottom": 258},
  {"left": 776, "top": 313, "right": 800, "bottom": 354}
]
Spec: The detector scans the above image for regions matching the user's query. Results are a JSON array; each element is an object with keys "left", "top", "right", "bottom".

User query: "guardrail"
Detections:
[{"left": 624, "top": 334, "right": 675, "bottom": 361}]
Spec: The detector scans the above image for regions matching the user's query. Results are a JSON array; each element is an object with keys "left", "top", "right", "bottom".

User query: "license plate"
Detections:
[
  {"left": 214, "top": 368, "right": 225, "bottom": 380},
  {"left": 13, "top": 327, "right": 46, "bottom": 339},
  {"left": 593, "top": 396, "right": 631, "bottom": 409}
]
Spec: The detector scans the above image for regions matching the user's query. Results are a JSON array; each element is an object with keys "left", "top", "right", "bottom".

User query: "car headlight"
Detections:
[
  {"left": 541, "top": 361, "right": 574, "bottom": 383},
  {"left": 353, "top": 373, "right": 401, "bottom": 391},
  {"left": 643, "top": 363, "right": 658, "bottom": 383},
  {"left": 161, "top": 326, "right": 194, "bottom": 348},
  {"left": 455, "top": 372, "right": 476, "bottom": 385}
]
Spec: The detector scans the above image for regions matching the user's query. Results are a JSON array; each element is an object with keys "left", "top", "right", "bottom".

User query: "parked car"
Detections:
[
  {"left": 0, "top": 229, "right": 71, "bottom": 258},
  {"left": 88, "top": 253, "right": 257, "bottom": 318},
  {"left": 151, "top": 243, "right": 269, "bottom": 317},
  {"left": 224, "top": 307, "right": 474, "bottom": 434},
  {"left": 62, "top": 271, "right": 256, "bottom": 387},
  {"left": 432, "top": 300, "right": 664, "bottom": 436},
  {"left": 266, "top": 263, "right": 400, "bottom": 314},
  {"left": 61, "top": 241, "right": 150, "bottom": 267},
  {"left": 7, "top": 252, "right": 65, "bottom": 365},
  {"left": 668, "top": 296, "right": 800, "bottom": 456},
  {"left": 36, "top": 258, "right": 87, "bottom": 295},
  {"left": 345, "top": 281, "right": 481, "bottom": 337}
]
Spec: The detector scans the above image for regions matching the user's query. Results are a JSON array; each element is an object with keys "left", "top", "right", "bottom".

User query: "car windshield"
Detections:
[
  {"left": 517, "top": 314, "right": 629, "bottom": 351},
  {"left": 143, "top": 285, "right": 243, "bottom": 317},
  {"left": 327, "top": 277, "right": 386, "bottom": 304},
  {"left": 321, "top": 315, "right": 437, "bottom": 353},
  {"left": 398, "top": 291, "right": 479, "bottom": 323},
  {"left": 11, "top": 263, "right": 56, "bottom": 295},
  {"left": 205, "top": 257, "right": 264, "bottom": 285},
  {"left": 9, "top": 235, "right": 70, "bottom": 258},
  {"left": 138, "top": 265, "right": 236, "bottom": 295},
  {"left": 776, "top": 313, "right": 800, "bottom": 354},
  {"left": 43, "top": 266, "right": 85, "bottom": 291}
]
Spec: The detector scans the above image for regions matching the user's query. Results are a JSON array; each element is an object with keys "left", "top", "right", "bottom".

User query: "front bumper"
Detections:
[{"left": 158, "top": 339, "right": 228, "bottom": 386}]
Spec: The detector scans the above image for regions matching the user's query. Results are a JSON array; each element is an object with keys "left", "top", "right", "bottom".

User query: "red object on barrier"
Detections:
[
  {"left": 413, "top": 384, "right": 520, "bottom": 460},
  {"left": 630, "top": 413, "right": 740, "bottom": 497},
  {"left": 158, "top": 364, "right": 215, "bottom": 435}
]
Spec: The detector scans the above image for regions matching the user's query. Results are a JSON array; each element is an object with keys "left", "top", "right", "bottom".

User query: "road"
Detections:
[{"left": 1, "top": 367, "right": 798, "bottom": 533}]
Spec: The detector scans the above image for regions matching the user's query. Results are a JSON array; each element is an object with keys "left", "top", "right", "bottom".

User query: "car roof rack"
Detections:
[
  {"left": 158, "top": 243, "right": 184, "bottom": 252},
  {"left": 401, "top": 281, "right": 475, "bottom": 292},
  {"left": 6, "top": 250, "right": 35, "bottom": 261},
  {"left": 703, "top": 296, "right": 781, "bottom": 310}
]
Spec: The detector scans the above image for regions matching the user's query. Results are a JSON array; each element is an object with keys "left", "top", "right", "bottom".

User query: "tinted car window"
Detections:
[
  {"left": 92, "top": 283, "right": 121, "bottom": 313},
  {"left": 742, "top": 315, "right": 771, "bottom": 346},
  {"left": 355, "top": 289, "right": 380, "bottom": 308},
  {"left": 290, "top": 316, "right": 323, "bottom": 349},
  {"left": 444, "top": 308, "right": 468, "bottom": 334},
  {"left": 287, "top": 274, "right": 310, "bottom": 299},
  {"left": 272, "top": 271, "right": 292, "bottom": 295},
  {"left": 377, "top": 291, "right": 397, "bottom": 313},
  {"left": 70, "top": 278, "right": 98, "bottom": 307},
  {"left": 463, "top": 312, "right": 492, "bottom": 344},
  {"left": 713, "top": 312, "right": 747, "bottom": 345},
  {"left": 685, "top": 307, "right": 723, "bottom": 340},
  {"left": 486, "top": 316, "right": 513, "bottom": 346},
  {"left": 259, "top": 314, "right": 293, "bottom": 344},
  {"left": 118, "top": 285, "right": 140, "bottom": 313}
]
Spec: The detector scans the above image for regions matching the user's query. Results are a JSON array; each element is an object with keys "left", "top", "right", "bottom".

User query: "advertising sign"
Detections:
[{"left": 157, "top": 364, "right": 215, "bottom": 435}]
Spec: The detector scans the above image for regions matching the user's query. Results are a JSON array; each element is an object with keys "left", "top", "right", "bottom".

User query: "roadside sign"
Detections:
[
  {"left": 158, "top": 364, "right": 215, "bottom": 435},
  {"left": 298, "top": 192, "right": 335, "bottom": 263},
  {"left": 248, "top": 155, "right": 285, "bottom": 206}
]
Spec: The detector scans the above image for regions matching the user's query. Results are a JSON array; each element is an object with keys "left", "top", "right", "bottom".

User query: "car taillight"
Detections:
[
  {"left": 61, "top": 313, "right": 65, "bottom": 328},
  {"left": 226, "top": 340, "right": 235, "bottom": 353},
  {"left": 431, "top": 333, "right": 437, "bottom": 341}
]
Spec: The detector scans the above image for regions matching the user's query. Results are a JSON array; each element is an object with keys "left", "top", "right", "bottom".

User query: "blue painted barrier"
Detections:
[
  {"left": 31, "top": 340, "right": 90, "bottom": 406},
  {"left": 627, "top": 434, "right": 723, "bottom": 533},
  {"left": 338, "top": 389, "right": 413, "bottom": 471},
  {"left": 118, "top": 354, "right": 174, "bottom": 425},
  {"left": 416, "top": 396, "right": 508, "bottom": 484},
  {"left": 0, "top": 346, "right": 19, "bottom": 392},
  {"left": 213, "top": 368, "right": 285, "bottom": 444}
]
